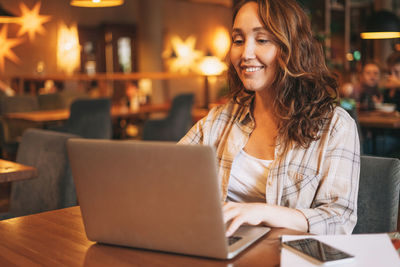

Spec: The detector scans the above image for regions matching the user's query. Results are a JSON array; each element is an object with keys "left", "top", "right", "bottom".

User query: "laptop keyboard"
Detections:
[{"left": 228, "top": 236, "right": 242, "bottom": 246}]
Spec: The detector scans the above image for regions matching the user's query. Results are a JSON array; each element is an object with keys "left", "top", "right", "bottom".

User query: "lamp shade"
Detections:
[
  {"left": 361, "top": 10, "right": 400, "bottom": 39},
  {"left": 0, "top": 4, "right": 18, "bottom": 23},
  {"left": 70, "top": 0, "right": 124, "bottom": 8}
]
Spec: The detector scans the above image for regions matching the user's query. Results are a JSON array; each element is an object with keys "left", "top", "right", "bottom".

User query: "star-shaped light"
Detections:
[
  {"left": 0, "top": 25, "right": 23, "bottom": 71},
  {"left": 167, "top": 36, "right": 203, "bottom": 73},
  {"left": 17, "top": 2, "right": 51, "bottom": 41}
]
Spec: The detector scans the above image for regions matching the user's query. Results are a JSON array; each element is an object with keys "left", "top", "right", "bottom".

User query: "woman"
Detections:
[{"left": 180, "top": 0, "right": 360, "bottom": 235}]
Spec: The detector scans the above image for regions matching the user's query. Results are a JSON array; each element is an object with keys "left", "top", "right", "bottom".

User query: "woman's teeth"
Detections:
[{"left": 245, "top": 66, "right": 262, "bottom": 72}]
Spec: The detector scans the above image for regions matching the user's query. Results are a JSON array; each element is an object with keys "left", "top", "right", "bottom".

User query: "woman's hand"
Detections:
[
  {"left": 223, "top": 202, "right": 309, "bottom": 236},
  {"left": 223, "top": 202, "right": 268, "bottom": 236}
]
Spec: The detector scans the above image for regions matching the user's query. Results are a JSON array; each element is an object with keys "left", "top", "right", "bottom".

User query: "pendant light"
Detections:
[
  {"left": 360, "top": 10, "right": 400, "bottom": 39},
  {"left": 0, "top": 4, "right": 18, "bottom": 23},
  {"left": 70, "top": 0, "right": 124, "bottom": 8}
]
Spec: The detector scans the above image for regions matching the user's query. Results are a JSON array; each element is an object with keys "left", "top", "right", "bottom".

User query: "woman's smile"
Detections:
[
  {"left": 241, "top": 65, "right": 265, "bottom": 74},
  {"left": 230, "top": 2, "right": 278, "bottom": 92}
]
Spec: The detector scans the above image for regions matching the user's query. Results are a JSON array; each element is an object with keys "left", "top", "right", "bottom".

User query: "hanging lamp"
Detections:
[
  {"left": 0, "top": 4, "right": 18, "bottom": 23},
  {"left": 360, "top": 10, "right": 400, "bottom": 39},
  {"left": 70, "top": 0, "right": 124, "bottom": 8}
]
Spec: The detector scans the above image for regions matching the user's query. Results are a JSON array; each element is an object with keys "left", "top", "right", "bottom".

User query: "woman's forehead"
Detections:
[{"left": 233, "top": 2, "right": 264, "bottom": 29}]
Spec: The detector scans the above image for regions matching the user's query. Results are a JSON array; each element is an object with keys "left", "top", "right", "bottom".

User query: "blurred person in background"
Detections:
[
  {"left": 339, "top": 82, "right": 356, "bottom": 111},
  {"left": 354, "top": 62, "right": 383, "bottom": 111},
  {"left": 374, "top": 51, "right": 400, "bottom": 158},
  {"left": 383, "top": 51, "right": 400, "bottom": 112},
  {"left": 38, "top": 80, "right": 57, "bottom": 95}
]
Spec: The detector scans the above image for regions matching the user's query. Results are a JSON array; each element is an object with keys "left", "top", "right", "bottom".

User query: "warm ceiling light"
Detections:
[
  {"left": 0, "top": 4, "right": 19, "bottom": 23},
  {"left": 360, "top": 10, "right": 400, "bottom": 40},
  {"left": 360, "top": 32, "right": 400, "bottom": 39},
  {"left": 70, "top": 0, "right": 124, "bottom": 7}
]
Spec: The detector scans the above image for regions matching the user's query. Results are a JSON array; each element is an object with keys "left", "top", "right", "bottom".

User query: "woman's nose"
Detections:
[{"left": 242, "top": 40, "right": 256, "bottom": 60}]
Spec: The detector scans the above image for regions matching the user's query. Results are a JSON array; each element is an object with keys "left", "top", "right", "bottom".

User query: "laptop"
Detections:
[{"left": 67, "top": 139, "right": 270, "bottom": 260}]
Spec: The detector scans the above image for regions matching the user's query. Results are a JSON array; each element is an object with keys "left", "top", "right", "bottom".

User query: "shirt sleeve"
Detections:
[
  {"left": 178, "top": 104, "right": 225, "bottom": 145},
  {"left": 298, "top": 111, "right": 360, "bottom": 234},
  {"left": 178, "top": 117, "right": 205, "bottom": 145}
]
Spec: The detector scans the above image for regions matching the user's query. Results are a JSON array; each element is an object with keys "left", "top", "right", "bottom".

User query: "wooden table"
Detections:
[
  {"left": 0, "top": 159, "right": 37, "bottom": 183},
  {"left": 3, "top": 104, "right": 209, "bottom": 126},
  {"left": 2, "top": 104, "right": 172, "bottom": 124},
  {"left": 358, "top": 111, "right": 400, "bottom": 129},
  {"left": 0, "top": 206, "right": 305, "bottom": 266},
  {"left": 358, "top": 111, "right": 400, "bottom": 155}
]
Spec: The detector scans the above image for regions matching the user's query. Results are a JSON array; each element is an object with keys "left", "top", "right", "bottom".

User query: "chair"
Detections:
[
  {"left": 38, "top": 93, "right": 66, "bottom": 110},
  {"left": 345, "top": 108, "right": 363, "bottom": 154},
  {"left": 0, "top": 129, "right": 78, "bottom": 219},
  {"left": 0, "top": 95, "right": 40, "bottom": 159},
  {"left": 142, "top": 93, "right": 194, "bottom": 141},
  {"left": 352, "top": 155, "right": 400, "bottom": 233},
  {"left": 52, "top": 98, "right": 112, "bottom": 139},
  {"left": 0, "top": 95, "right": 39, "bottom": 114},
  {"left": 60, "top": 90, "right": 89, "bottom": 109}
]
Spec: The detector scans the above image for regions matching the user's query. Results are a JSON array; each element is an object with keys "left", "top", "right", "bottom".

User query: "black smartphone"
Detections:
[{"left": 282, "top": 238, "right": 355, "bottom": 265}]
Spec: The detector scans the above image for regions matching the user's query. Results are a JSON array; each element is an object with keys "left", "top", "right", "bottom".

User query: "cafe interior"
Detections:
[{"left": 0, "top": 0, "right": 399, "bottom": 265}]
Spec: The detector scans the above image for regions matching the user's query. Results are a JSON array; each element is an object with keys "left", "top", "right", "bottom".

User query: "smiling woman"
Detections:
[
  {"left": 230, "top": 2, "right": 278, "bottom": 93},
  {"left": 180, "top": 0, "right": 360, "bottom": 236}
]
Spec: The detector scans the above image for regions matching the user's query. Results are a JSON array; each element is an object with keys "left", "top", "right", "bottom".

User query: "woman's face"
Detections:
[{"left": 230, "top": 2, "right": 278, "bottom": 93}]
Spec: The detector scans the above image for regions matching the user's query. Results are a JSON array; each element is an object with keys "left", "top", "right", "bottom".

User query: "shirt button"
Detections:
[{"left": 268, "top": 180, "right": 272, "bottom": 186}]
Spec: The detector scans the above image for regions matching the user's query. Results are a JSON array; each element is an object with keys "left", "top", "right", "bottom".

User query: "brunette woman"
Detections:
[{"left": 180, "top": 0, "right": 360, "bottom": 235}]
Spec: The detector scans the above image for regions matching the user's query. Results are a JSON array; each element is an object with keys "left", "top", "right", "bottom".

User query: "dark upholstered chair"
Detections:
[
  {"left": 0, "top": 129, "right": 78, "bottom": 220},
  {"left": 52, "top": 98, "right": 112, "bottom": 139},
  {"left": 0, "top": 95, "right": 40, "bottom": 159},
  {"left": 353, "top": 155, "right": 400, "bottom": 233},
  {"left": 0, "top": 95, "right": 39, "bottom": 114},
  {"left": 60, "top": 90, "right": 89, "bottom": 109},
  {"left": 345, "top": 108, "right": 363, "bottom": 154},
  {"left": 142, "top": 93, "right": 194, "bottom": 141},
  {"left": 38, "top": 93, "right": 66, "bottom": 110}
]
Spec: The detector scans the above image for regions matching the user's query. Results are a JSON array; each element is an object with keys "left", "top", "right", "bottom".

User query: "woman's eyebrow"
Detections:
[
  {"left": 232, "top": 27, "right": 267, "bottom": 34},
  {"left": 232, "top": 28, "right": 242, "bottom": 34},
  {"left": 253, "top": 27, "right": 266, "bottom": 32}
]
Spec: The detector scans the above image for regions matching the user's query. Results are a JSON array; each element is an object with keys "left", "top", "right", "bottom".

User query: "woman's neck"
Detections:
[
  {"left": 253, "top": 91, "right": 275, "bottom": 119},
  {"left": 245, "top": 92, "right": 278, "bottom": 160}
]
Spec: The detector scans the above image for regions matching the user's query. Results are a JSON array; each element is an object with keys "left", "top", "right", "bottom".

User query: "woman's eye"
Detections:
[
  {"left": 257, "top": 39, "right": 269, "bottom": 44},
  {"left": 232, "top": 37, "right": 243, "bottom": 45}
]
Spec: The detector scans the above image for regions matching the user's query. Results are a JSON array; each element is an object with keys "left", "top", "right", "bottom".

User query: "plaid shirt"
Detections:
[{"left": 179, "top": 97, "right": 360, "bottom": 235}]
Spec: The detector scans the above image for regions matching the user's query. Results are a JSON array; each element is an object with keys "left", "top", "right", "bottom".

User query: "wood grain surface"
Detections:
[{"left": 0, "top": 206, "right": 306, "bottom": 266}]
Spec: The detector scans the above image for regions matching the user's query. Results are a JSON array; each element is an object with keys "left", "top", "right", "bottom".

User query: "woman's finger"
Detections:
[
  {"left": 225, "top": 216, "right": 243, "bottom": 237},
  {"left": 223, "top": 205, "right": 240, "bottom": 224}
]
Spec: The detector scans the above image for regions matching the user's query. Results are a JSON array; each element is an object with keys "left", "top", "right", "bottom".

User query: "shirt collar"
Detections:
[{"left": 236, "top": 93, "right": 254, "bottom": 125}]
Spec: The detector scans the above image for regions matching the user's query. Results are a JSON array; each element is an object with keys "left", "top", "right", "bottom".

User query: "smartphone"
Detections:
[{"left": 282, "top": 238, "right": 355, "bottom": 265}]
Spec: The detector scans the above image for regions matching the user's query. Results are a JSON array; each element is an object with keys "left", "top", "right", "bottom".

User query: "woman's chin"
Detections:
[{"left": 242, "top": 83, "right": 266, "bottom": 92}]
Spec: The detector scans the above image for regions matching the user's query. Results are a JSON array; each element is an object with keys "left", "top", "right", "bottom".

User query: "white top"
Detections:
[
  {"left": 180, "top": 100, "right": 360, "bottom": 234},
  {"left": 227, "top": 149, "right": 272, "bottom": 203}
]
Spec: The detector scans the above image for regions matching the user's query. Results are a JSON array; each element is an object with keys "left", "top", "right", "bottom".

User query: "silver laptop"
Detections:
[{"left": 67, "top": 139, "right": 270, "bottom": 260}]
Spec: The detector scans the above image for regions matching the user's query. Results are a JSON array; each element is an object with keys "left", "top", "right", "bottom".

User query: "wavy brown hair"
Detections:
[{"left": 229, "top": 0, "right": 338, "bottom": 150}]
